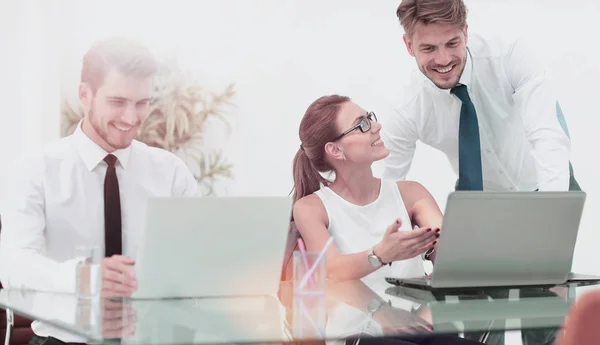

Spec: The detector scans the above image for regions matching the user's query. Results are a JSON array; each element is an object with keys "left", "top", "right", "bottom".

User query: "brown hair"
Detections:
[
  {"left": 81, "top": 37, "right": 159, "bottom": 92},
  {"left": 396, "top": 0, "right": 468, "bottom": 38},
  {"left": 291, "top": 95, "right": 350, "bottom": 204}
]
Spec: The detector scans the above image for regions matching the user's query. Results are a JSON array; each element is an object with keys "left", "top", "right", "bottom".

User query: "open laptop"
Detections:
[
  {"left": 131, "top": 196, "right": 293, "bottom": 299},
  {"left": 386, "top": 191, "right": 600, "bottom": 290}
]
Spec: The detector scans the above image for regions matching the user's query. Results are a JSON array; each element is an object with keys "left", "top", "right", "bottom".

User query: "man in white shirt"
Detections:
[
  {"left": 381, "top": 3, "right": 567, "bottom": 344},
  {"left": 0, "top": 37, "right": 200, "bottom": 344},
  {"left": 381, "top": 0, "right": 580, "bottom": 192}
]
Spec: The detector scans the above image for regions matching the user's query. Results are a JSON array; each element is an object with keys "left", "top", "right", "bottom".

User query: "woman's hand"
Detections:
[{"left": 373, "top": 218, "right": 438, "bottom": 264}]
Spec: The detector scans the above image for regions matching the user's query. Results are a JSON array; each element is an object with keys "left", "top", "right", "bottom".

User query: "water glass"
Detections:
[
  {"left": 75, "top": 245, "right": 101, "bottom": 298},
  {"left": 293, "top": 250, "right": 326, "bottom": 296}
]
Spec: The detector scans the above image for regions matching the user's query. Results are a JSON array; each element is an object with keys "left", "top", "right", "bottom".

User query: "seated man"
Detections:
[{"left": 0, "top": 37, "right": 199, "bottom": 345}]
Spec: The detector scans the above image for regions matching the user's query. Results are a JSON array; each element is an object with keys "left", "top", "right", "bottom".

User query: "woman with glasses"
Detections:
[
  {"left": 292, "top": 94, "right": 441, "bottom": 284},
  {"left": 290, "top": 95, "right": 483, "bottom": 345}
]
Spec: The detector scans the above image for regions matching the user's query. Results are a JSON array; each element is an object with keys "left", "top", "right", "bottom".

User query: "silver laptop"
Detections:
[
  {"left": 386, "top": 191, "right": 596, "bottom": 289},
  {"left": 132, "top": 196, "right": 292, "bottom": 299}
]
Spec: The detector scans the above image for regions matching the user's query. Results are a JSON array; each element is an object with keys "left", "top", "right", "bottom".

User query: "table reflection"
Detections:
[
  {"left": 286, "top": 280, "right": 579, "bottom": 345},
  {"left": 0, "top": 280, "right": 594, "bottom": 345}
]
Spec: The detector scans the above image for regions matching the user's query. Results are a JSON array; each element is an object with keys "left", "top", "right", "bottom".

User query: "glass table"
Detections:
[{"left": 1, "top": 280, "right": 599, "bottom": 345}]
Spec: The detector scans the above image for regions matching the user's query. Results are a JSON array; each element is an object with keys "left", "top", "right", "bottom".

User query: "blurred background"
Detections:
[{"left": 0, "top": 0, "right": 597, "bottom": 275}]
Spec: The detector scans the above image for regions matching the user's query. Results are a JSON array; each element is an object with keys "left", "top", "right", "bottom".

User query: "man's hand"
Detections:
[
  {"left": 101, "top": 255, "right": 137, "bottom": 297},
  {"left": 102, "top": 298, "right": 137, "bottom": 339}
]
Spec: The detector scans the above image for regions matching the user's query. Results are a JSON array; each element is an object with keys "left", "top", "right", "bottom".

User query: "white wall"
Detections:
[
  {"left": 0, "top": 0, "right": 62, "bottom": 201},
  {"left": 1, "top": 0, "right": 598, "bottom": 275}
]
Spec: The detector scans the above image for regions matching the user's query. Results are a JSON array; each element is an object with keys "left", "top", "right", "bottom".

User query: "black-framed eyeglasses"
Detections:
[{"left": 331, "top": 112, "right": 378, "bottom": 142}]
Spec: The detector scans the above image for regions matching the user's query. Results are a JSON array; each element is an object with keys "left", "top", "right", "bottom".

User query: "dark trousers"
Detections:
[
  {"left": 345, "top": 333, "right": 485, "bottom": 345},
  {"left": 29, "top": 335, "right": 86, "bottom": 345},
  {"left": 479, "top": 288, "right": 559, "bottom": 345},
  {"left": 429, "top": 288, "right": 559, "bottom": 345}
]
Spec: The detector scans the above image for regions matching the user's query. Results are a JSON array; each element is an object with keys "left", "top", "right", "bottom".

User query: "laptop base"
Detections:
[{"left": 385, "top": 272, "right": 600, "bottom": 291}]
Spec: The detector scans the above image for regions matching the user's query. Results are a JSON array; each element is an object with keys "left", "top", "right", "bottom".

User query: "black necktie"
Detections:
[
  {"left": 104, "top": 154, "right": 122, "bottom": 257},
  {"left": 451, "top": 84, "right": 484, "bottom": 190}
]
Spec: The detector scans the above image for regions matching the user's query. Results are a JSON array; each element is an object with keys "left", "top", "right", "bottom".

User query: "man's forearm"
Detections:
[{"left": 0, "top": 249, "right": 80, "bottom": 293}]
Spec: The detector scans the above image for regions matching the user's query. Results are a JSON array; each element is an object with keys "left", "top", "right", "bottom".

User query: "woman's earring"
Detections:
[{"left": 342, "top": 153, "right": 347, "bottom": 162}]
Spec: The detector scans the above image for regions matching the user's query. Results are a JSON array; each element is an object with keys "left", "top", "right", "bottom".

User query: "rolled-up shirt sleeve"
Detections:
[{"left": 505, "top": 38, "right": 571, "bottom": 191}]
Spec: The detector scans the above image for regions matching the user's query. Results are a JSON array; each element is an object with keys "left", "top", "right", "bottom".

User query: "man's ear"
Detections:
[
  {"left": 463, "top": 24, "right": 469, "bottom": 45},
  {"left": 403, "top": 34, "right": 415, "bottom": 57},
  {"left": 79, "top": 83, "right": 92, "bottom": 110},
  {"left": 324, "top": 142, "right": 344, "bottom": 162}
]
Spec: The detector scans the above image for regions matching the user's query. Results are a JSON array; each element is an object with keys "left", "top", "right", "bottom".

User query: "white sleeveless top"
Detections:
[
  {"left": 315, "top": 180, "right": 425, "bottom": 343},
  {"left": 314, "top": 179, "right": 425, "bottom": 291}
]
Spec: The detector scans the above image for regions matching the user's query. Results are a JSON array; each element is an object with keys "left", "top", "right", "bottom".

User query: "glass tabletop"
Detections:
[{"left": 1, "top": 280, "right": 599, "bottom": 345}]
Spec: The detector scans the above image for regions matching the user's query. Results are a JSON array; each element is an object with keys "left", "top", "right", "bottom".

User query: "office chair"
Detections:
[
  {"left": 0, "top": 215, "right": 35, "bottom": 345},
  {"left": 0, "top": 214, "right": 12, "bottom": 345}
]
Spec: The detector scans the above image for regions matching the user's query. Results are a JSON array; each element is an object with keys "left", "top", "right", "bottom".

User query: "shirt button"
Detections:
[
  {"left": 486, "top": 149, "right": 493, "bottom": 154},
  {"left": 498, "top": 171, "right": 504, "bottom": 175}
]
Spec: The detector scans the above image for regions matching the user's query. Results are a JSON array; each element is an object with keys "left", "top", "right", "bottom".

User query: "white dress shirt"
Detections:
[
  {"left": 381, "top": 34, "right": 571, "bottom": 191},
  {"left": 0, "top": 121, "right": 200, "bottom": 340}
]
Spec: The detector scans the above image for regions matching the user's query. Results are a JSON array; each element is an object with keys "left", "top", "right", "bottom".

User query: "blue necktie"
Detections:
[{"left": 451, "top": 84, "right": 484, "bottom": 190}]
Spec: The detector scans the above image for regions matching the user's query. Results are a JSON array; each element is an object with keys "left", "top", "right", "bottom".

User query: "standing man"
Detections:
[
  {"left": 0, "top": 37, "right": 200, "bottom": 345},
  {"left": 381, "top": 3, "right": 573, "bottom": 344},
  {"left": 382, "top": 0, "right": 580, "bottom": 192}
]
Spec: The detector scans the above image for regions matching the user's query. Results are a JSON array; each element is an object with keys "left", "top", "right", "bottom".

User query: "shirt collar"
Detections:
[{"left": 72, "top": 120, "right": 132, "bottom": 171}]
